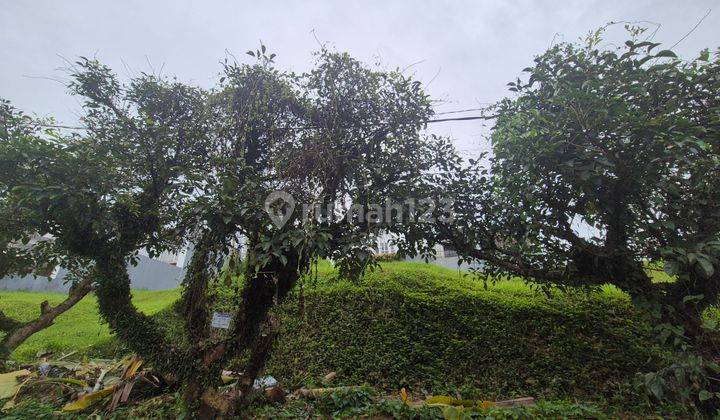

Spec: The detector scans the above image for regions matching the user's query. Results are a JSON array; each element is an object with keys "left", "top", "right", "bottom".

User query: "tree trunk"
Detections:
[
  {"left": 662, "top": 271, "right": 720, "bottom": 347},
  {"left": 176, "top": 229, "right": 240, "bottom": 416},
  {"left": 0, "top": 276, "right": 93, "bottom": 361},
  {"left": 180, "top": 267, "right": 286, "bottom": 414},
  {"left": 179, "top": 231, "right": 216, "bottom": 341},
  {"left": 94, "top": 254, "right": 178, "bottom": 372},
  {"left": 184, "top": 250, "right": 305, "bottom": 415},
  {"left": 236, "top": 312, "right": 280, "bottom": 404}
]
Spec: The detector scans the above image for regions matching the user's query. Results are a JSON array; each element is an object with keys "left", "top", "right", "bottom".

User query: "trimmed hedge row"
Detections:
[
  {"left": 151, "top": 262, "right": 661, "bottom": 406},
  {"left": 262, "top": 262, "right": 661, "bottom": 405}
]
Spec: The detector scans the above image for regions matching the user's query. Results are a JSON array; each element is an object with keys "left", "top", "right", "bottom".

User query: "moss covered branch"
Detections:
[{"left": 94, "top": 255, "right": 180, "bottom": 373}]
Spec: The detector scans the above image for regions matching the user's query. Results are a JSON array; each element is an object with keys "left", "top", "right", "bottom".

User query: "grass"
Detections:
[{"left": 0, "top": 288, "right": 179, "bottom": 361}]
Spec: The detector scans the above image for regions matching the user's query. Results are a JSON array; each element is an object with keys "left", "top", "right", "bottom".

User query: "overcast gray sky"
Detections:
[{"left": 1, "top": 0, "right": 718, "bottom": 154}]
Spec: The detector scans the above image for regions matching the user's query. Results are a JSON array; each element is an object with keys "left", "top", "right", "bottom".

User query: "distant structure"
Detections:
[
  {"left": 0, "top": 250, "right": 188, "bottom": 292},
  {"left": 1, "top": 235, "right": 479, "bottom": 292}
]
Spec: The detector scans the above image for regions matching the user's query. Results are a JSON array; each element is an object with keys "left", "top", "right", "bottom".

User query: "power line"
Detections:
[
  {"left": 434, "top": 106, "right": 491, "bottom": 116},
  {"left": 669, "top": 9, "right": 711, "bottom": 50},
  {"left": 36, "top": 114, "right": 496, "bottom": 131},
  {"left": 428, "top": 115, "right": 493, "bottom": 124}
]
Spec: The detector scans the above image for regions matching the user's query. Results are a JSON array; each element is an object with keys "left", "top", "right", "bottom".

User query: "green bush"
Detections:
[
  {"left": 136, "top": 261, "right": 659, "bottom": 407},
  {"left": 86, "top": 261, "right": 666, "bottom": 409},
  {"left": 264, "top": 263, "right": 661, "bottom": 407},
  {"left": 314, "top": 385, "right": 377, "bottom": 417}
]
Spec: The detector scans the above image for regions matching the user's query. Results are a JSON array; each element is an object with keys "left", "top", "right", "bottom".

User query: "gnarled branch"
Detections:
[{"left": 1, "top": 275, "right": 93, "bottom": 359}]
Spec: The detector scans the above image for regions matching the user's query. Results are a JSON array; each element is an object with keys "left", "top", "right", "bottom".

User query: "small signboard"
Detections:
[{"left": 211, "top": 312, "right": 232, "bottom": 329}]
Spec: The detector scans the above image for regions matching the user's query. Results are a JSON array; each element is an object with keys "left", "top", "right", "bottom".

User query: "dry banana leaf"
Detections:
[
  {"left": 0, "top": 369, "right": 31, "bottom": 399},
  {"left": 61, "top": 386, "right": 116, "bottom": 412}
]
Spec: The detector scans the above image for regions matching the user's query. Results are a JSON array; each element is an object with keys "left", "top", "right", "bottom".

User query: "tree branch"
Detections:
[{"left": 1, "top": 275, "right": 93, "bottom": 359}]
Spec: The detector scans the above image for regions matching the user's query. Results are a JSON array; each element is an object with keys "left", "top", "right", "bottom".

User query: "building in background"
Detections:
[{"left": 1, "top": 234, "right": 480, "bottom": 292}]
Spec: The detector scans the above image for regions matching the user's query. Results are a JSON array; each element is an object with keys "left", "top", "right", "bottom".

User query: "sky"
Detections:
[{"left": 1, "top": 0, "right": 718, "bottom": 155}]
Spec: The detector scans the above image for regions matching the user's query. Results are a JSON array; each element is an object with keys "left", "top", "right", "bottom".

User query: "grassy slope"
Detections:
[
  {"left": 0, "top": 288, "right": 179, "bottom": 360},
  {"left": 1, "top": 262, "right": 662, "bottom": 408}
]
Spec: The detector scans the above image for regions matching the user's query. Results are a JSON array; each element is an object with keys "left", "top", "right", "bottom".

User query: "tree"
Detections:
[
  {"left": 406, "top": 28, "right": 720, "bottom": 340},
  {"left": 0, "top": 100, "right": 94, "bottom": 361},
  {"left": 0, "top": 58, "right": 212, "bottom": 369},
  {"left": 173, "top": 48, "right": 440, "bottom": 415},
  {"left": 1, "top": 49, "right": 442, "bottom": 416}
]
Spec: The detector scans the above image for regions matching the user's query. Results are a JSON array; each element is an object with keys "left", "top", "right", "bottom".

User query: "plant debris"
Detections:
[{"left": 1, "top": 354, "right": 165, "bottom": 414}]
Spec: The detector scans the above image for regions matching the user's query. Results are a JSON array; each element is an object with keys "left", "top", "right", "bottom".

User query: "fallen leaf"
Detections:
[
  {"left": 62, "top": 386, "right": 116, "bottom": 412},
  {"left": 479, "top": 400, "right": 495, "bottom": 409},
  {"left": 121, "top": 357, "right": 143, "bottom": 379},
  {"left": 400, "top": 387, "right": 410, "bottom": 405},
  {"left": 0, "top": 370, "right": 31, "bottom": 399}
]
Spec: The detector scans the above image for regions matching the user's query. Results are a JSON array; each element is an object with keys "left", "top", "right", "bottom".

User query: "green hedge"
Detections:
[
  {"left": 263, "top": 263, "right": 660, "bottom": 405},
  {"left": 139, "top": 262, "right": 663, "bottom": 408}
]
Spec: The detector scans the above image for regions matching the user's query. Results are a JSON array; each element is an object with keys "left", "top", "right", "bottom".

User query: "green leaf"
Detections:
[
  {"left": 637, "top": 56, "right": 654, "bottom": 66},
  {"left": 699, "top": 49, "right": 710, "bottom": 62},
  {"left": 645, "top": 373, "right": 665, "bottom": 399},
  {"left": 698, "top": 390, "right": 713, "bottom": 401},
  {"left": 633, "top": 41, "right": 654, "bottom": 48},
  {"left": 702, "top": 318, "right": 718, "bottom": 331},
  {"left": 442, "top": 405, "right": 464, "bottom": 420},
  {"left": 654, "top": 50, "right": 677, "bottom": 59},
  {"left": 682, "top": 294, "right": 704, "bottom": 304},
  {"left": 696, "top": 257, "right": 715, "bottom": 278}
]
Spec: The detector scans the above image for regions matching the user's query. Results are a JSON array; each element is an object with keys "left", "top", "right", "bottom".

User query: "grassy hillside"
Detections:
[{"left": 1, "top": 262, "right": 663, "bottom": 409}]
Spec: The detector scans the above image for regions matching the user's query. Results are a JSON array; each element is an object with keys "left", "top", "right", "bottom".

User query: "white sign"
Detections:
[{"left": 211, "top": 312, "right": 232, "bottom": 329}]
